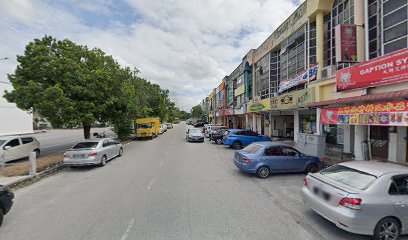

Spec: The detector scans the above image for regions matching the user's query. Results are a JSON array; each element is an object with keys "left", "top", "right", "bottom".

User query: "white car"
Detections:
[
  {"left": 204, "top": 125, "right": 223, "bottom": 138},
  {"left": 159, "top": 124, "right": 167, "bottom": 134},
  {"left": 0, "top": 136, "right": 40, "bottom": 162}
]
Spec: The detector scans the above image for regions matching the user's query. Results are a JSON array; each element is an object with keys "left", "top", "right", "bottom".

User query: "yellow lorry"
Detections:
[{"left": 135, "top": 117, "right": 160, "bottom": 139}]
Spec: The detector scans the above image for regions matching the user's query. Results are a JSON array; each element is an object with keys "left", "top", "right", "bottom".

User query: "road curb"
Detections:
[{"left": 6, "top": 163, "right": 66, "bottom": 190}]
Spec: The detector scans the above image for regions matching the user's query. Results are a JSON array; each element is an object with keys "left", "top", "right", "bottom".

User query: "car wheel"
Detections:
[
  {"left": 256, "top": 166, "right": 270, "bottom": 178},
  {"left": 216, "top": 139, "right": 223, "bottom": 145},
  {"left": 306, "top": 164, "right": 319, "bottom": 173},
  {"left": 118, "top": 148, "right": 123, "bottom": 157},
  {"left": 374, "top": 217, "right": 400, "bottom": 240},
  {"left": 34, "top": 149, "right": 40, "bottom": 158},
  {"left": 232, "top": 141, "right": 242, "bottom": 149},
  {"left": 100, "top": 155, "right": 107, "bottom": 167}
]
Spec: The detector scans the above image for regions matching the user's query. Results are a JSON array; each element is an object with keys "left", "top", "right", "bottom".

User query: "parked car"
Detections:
[
  {"left": 202, "top": 123, "right": 213, "bottom": 133},
  {"left": 0, "top": 185, "right": 14, "bottom": 227},
  {"left": 233, "top": 142, "right": 321, "bottom": 178},
  {"left": 210, "top": 129, "right": 228, "bottom": 144},
  {"left": 207, "top": 126, "right": 228, "bottom": 139},
  {"left": 0, "top": 136, "right": 40, "bottom": 162},
  {"left": 186, "top": 128, "right": 204, "bottom": 142},
  {"left": 186, "top": 119, "right": 194, "bottom": 125},
  {"left": 223, "top": 129, "right": 272, "bottom": 149},
  {"left": 204, "top": 125, "right": 222, "bottom": 137},
  {"left": 302, "top": 160, "right": 408, "bottom": 240},
  {"left": 193, "top": 120, "right": 208, "bottom": 127},
  {"left": 166, "top": 122, "right": 173, "bottom": 129},
  {"left": 159, "top": 124, "right": 167, "bottom": 134},
  {"left": 63, "top": 138, "right": 123, "bottom": 167}
]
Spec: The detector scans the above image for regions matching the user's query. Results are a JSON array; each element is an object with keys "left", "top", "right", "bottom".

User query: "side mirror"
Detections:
[
  {"left": 4, "top": 146, "right": 11, "bottom": 150},
  {"left": 186, "top": 131, "right": 188, "bottom": 134}
]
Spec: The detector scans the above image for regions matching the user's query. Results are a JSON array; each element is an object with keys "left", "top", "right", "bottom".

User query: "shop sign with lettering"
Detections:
[
  {"left": 336, "top": 48, "right": 408, "bottom": 91},
  {"left": 271, "top": 88, "right": 315, "bottom": 110},
  {"left": 321, "top": 100, "right": 408, "bottom": 126}
]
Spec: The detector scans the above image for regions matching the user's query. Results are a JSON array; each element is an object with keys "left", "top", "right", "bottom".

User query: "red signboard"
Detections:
[
  {"left": 335, "top": 24, "right": 357, "bottom": 63},
  {"left": 224, "top": 108, "right": 233, "bottom": 116},
  {"left": 320, "top": 100, "right": 408, "bottom": 126},
  {"left": 336, "top": 48, "right": 408, "bottom": 92}
]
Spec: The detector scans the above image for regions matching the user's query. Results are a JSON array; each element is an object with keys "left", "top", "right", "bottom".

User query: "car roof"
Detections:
[
  {"left": 79, "top": 138, "right": 109, "bottom": 143},
  {"left": 227, "top": 129, "right": 251, "bottom": 132},
  {"left": 0, "top": 135, "right": 35, "bottom": 140},
  {"left": 252, "top": 141, "right": 290, "bottom": 147},
  {"left": 339, "top": 160, "right": 408, "bottom": 177}
]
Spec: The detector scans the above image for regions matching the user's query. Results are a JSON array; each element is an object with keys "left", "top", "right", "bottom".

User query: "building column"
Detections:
[
  {"left": 269, "top": 112, "right": 272, "bottom": 138},
  {"left": 389, "top": 127, "right": 407, "bottom": 162},
  {"left": 245, "top": 114, "right": 249, "bottom": 129},
  {"left": 316, "top": 11, "right": 324, "bottom": 80},
  {"left": 343, "top": 125, "right": 351, "bottom": 153},
  {"left": 315, "top": 108, "right": 323, "bottom": 135},
  {"left": 294, "top": 110, "right": 299, "bottom": 143},
  {"left": 354, "top": 125, "right": 367, "bottom": 160}
]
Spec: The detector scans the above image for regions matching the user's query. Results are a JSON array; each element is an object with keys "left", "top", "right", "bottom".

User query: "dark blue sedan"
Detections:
[
  {"left": 223, "top": 129, "right": 272, "bottom": 149},
  {"left": 233, "top": 142, "right": 322, "bottom": 178}
]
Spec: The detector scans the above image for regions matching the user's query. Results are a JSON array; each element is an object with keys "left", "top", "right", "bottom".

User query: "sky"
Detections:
[{"left": 0, "top": 0, "right": 301, "bottom": 111}]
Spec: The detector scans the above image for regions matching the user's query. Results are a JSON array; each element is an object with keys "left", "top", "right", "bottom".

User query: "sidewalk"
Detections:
[{"left": 0, "top": 175, "right": 31, "bottom": 187}]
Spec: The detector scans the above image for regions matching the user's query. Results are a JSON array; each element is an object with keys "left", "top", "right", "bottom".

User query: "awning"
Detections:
[{"left": 307, "top": 89, "right": 408, "bottom": 108}]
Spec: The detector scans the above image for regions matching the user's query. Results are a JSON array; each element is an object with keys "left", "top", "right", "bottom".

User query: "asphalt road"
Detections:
[
  {"left": 1, "top": 122, "right": 404, "bottom": 240},
  {"left": 30, "top": 128, "right": 115, "bottom": 156}
]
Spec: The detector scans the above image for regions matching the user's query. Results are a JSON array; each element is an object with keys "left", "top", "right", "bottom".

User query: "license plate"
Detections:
[{"left": 73, "top": 154, "right": 85, "bottom": 158}]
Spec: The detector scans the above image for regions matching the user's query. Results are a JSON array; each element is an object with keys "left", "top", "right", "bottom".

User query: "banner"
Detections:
[
  {"left": 278, "top": 64, "right": 318, "bottom": 93},
  {"left": 320, "top": 100, "right": 408, "bottom": 126},
  {"left": 335, "top": 24, "right": 357, "bottom": 63},
  {"left": 247, "top": 97, "right": 271, "bottom": 113},
  {"left": 271, "top": 88, "right": 315, "bottom": 110},
  {"left": 337, "top": 48, "right": 408, "bottom": 92}
]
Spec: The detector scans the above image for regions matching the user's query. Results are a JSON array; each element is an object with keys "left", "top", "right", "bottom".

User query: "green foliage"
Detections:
[
  {"left": 191, "top": 105, "right": 204, "bottom": 119},
  {"left": 4, "top": 35, "right": 184, "bottom": 139}
]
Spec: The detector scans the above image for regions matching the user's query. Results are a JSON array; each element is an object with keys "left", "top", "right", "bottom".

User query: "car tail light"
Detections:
[
  {"left": 319, "top": 156, "right": 326, "bottom": 163},
  {"left": 63, "top": 152, "right": 69, "bottom": 158},
  {"left": 303, "top": 177, "right": 308, "bottom": 187},
  {"left": 89, "top": 150, "right": 97, "bottom": 157},
  {"left": 339, "top": 198, "right": 362, "bottom": 210},
  {"left": 242, "top": 157, "right": 251, "bottom": 163}
]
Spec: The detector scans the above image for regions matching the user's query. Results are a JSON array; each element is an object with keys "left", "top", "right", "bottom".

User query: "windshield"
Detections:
[
  {"left": 138, "top": 124, "right": 152, "bottom": 129},
  {"left": 72, "top": 142, "right": 99, "bottom": 149},
  {"left": 189, "top": 129, "right": 200, "bottom": 134},
  {"left": 320, "top": 165, "right": 377, "bottom": 190}
]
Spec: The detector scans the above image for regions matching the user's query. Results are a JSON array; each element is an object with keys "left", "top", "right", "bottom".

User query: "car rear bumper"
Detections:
[
  {"left": 301, "top": 186, "right": 373, "bottom": 235},
  {"left": 233, "top": 159, "right": 257, "bottom": 174},
  {"left": 63, "top": 157, "right": 100, "bottom": 166}
]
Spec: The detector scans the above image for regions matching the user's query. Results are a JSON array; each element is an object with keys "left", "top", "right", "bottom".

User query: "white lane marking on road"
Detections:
[
  {"left": 147, "top": 178, "right": 155, "bottom": 190},
  {"left": 120, "top": 218, "right": 135, "bottom": 240},
  {"left": 160, "top": 161, "right": 164, "bottom": 167}
]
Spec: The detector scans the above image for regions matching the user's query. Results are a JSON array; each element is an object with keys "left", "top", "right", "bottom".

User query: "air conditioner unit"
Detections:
[{"left": 321, "top": 65, "right": 336, "bottom": 79}]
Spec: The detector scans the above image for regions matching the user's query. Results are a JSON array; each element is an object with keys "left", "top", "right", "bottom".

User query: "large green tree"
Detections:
[
  {"left": 4, "top": 36, "right": 124, "bottom": 139},
  {"left": 191, "top": 105, "right": 204, "bottom": 119}
]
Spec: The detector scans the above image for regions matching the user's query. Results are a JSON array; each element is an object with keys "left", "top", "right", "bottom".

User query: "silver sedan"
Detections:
[
  {"left": 63, "top": 138, "right": 123, "bottom": 167},
  {"left": 302, "top": 160, "right": 408, "bottom": 240}
]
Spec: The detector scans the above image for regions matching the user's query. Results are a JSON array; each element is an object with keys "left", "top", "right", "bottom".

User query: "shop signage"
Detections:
[
  {"left": 247, "top": 96, "right": 271, "bottom": 113},
  {"left": 271, "top": 88, "right": 315, "bottom": 110},
  {"left": 336, "top": 48, "right": 408, "bottom": 92},
  {"left": 320, "top": 100, "right": 408, "bottom": 126},
  {"left": 224, "top": 108, "right": 233, "bottom": 116},
  {"left": 335, "top": 24, "right": 357, "bottom": 63},
  {"left": 278, "top": 65, "right": 318, "bottom": 93}
]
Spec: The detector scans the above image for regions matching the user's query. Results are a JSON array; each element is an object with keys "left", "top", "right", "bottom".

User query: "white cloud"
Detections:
[{"left": 0, "top": 0, "right": 299, "bottom": 111}]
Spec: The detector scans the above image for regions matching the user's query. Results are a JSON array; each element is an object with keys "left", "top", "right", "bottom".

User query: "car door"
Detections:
[
  {"left": 245, "top": 131, "right": 260, "bottom": 145},
  {"left": 281, "top": 147, "right": 304, "bottom": 172},
  {"left": 2, "top": 138, "right": 23, "bottom": 161},
  {"left": 388, "top": 175, "right": 408, "bottom": 226},
  {"left": 261, "top": 147, "right": 285, "bottom": 172},
  {"left": 20, "top": 137, "right": 35, "bottom": 157},
  {"left": 101, "top": 140, "right": 112, "bottom": 159},
  {"left": 109, "top": 139, "right": 119, "bottom": 157}
]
